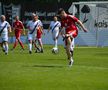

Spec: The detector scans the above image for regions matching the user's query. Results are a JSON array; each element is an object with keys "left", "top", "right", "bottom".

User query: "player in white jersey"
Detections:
[
  {"left": 27, "top": 13, "right": 43, "bottom": 54},
  {"left": 0, "top": 15, "right": 11, "bottom": 55},
  {"left": 48, "top": 16, "right": 61, "bottom": 50}
]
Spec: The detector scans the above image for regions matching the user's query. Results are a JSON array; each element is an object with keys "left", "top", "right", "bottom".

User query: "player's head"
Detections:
[
  {"left": 15, "top": 16, "right": 19, "bottom": 21},
  {"left": 1, "top": 15, "right": 6, "bottom": 22},
  {"left": 58, "top": 8, "right": 67, "bottom": 18},
  {"left": 32, "top": 13, "right": 38, "bottom": 21},
  {"left": 53, "top": 16, "right": 58, "bottom": 22}
]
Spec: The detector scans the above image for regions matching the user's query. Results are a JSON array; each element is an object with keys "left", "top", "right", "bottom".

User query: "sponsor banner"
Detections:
[
  {"left": 78, "top": 3, "right": 108, "bottom": 46},
  {"left": 3, "top": 3, "right": 21, "bottom": 25}
]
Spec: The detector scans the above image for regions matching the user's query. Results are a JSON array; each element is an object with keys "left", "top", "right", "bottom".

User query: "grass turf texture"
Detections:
[{"left": 0, "top": 45, "right": 108, "bottom": 90}]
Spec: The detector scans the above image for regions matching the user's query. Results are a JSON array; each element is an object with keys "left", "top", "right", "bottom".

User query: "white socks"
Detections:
[
  {"left": 3, "top": 44, "right": 5, "bottom": 50},
  {"left": 54, "top": 39, "right": 58, "bottom": 48},
  {"left": 5, "top": 44, "right": 8, "bottom": 53},
  {"left": 29, "top": 43, "right": 32, "bottom": 51}
]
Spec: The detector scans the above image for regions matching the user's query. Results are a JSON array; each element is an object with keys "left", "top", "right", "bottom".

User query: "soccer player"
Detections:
[
  {"left": 58, "top": 8, "right": 87, "bottom": 66},
  {"left": 27, "top": 13, "right": 43, "bottom": 54},
  {"left": 35, "top": 25, "right": 44, "bottom": 53},
  {"left": 61, "top": 27, "right": 75, "bottom": 57},
  {"left": 12, "top": 16, "right": 25, "bottom": 50},
  {"left": 48, "top": 16, "right": 61, "bottom": 50},
  {"left": 0, "top": 15, "right": 11, "bottom": 55}
]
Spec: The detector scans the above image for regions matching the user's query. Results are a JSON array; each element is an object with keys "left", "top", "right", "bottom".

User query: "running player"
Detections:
[
  {"left": 27, "top": 13, "right": 43, "bottom": 54},
  {"left": 35, "top": 25, "right": 44, "bottom": 53},
  {"left": 58, "top": 8, "right": 87, "bottom": 66},
  {"left": 12, "top": 16, "right": 25, "bottom": 50},
  {"left": 0, "top": 15, "right": 11, "bottom": 55},
  {"left": 48, "top": 16, "right": 61, "bottom": 50}
]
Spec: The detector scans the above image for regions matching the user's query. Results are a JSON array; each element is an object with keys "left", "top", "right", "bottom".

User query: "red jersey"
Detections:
[
  {"left": 37, "top": 28, "right": 42, "bottom": 39},
  {"left": 13, "top": 20, "right": 24, "bottom": 33},
  {"left": 61, "top": 15, "right": 78, "bottom": 34}
]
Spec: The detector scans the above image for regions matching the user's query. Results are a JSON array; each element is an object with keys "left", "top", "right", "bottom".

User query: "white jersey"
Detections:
[
  {"left": 0, "top": 21, "right": 10, "bottom": 35},
  {"left": 27, "top": 20, "right": 43, "bottom": 41},
  {"left": 27, "top": 20, "right": 43, "bottom": 34},
  {"left": 50, "top": 21, "right": 61, "bottom": 33}
]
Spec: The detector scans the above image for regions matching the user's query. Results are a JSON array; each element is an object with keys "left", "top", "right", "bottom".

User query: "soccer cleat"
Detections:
[
  {"left": 41, "top": 49, "right": 44, "bottom": 53},
  {"left": 2, "top": 49, "right": 5, "bottom": 52},
  {"left": 35, "top": 50, "right": 37, "bottom": 53},
  {"left": 29, "top": 51, "right": 32, "bottom": 54},
  {"left": 69, "top": 57, "right": 74, "bottom": 67},
  {"left": 5, "top": 52, "right": 8, "bottom": 55}
]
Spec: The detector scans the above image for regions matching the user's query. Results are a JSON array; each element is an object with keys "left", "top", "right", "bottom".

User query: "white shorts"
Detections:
[
  {"left": 1, "top": 34, "right": 8, "bottom": 42},
  {"left": 52, "top": 30, "right": 59, "bottom": 40},
  {"left": 28, "top": 34, "right": 36, "bottom": 41}
]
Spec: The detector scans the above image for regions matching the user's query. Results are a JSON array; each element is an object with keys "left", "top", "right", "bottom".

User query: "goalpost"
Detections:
[{"left": 70, "top": 1, "right": 108, "bottom": 47}]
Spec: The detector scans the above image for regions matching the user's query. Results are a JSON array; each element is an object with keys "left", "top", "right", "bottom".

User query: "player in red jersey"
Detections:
[
  {"left": 35, "top": 26, "right": 44, "bottom": 53},
  {"left": 12, "top": 16, "right": 25, "bottom": 50},
  {"left": 58, "top": 8, "right": 87, "bottom": 66}
]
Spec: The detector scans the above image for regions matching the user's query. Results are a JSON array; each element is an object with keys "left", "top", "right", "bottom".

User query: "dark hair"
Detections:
[{"left": 58, "top": 8, "right": 65, "bottom": 14}]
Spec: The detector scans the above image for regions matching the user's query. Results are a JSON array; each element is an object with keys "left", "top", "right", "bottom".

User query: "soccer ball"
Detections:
[{"left": 52, "top": 47, "right": 59, "bottom": 54}]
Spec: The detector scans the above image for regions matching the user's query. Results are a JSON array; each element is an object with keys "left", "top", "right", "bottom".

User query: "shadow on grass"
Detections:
[{"left": 23, "top": 64, "right": 65, "bottom": 68}]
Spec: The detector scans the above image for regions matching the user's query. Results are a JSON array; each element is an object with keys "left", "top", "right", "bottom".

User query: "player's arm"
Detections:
[
  {"left": 48, "top": 22, "right": 52, "bottom": 33},
  {"left": 26, "top": 21, "right": 31, "bottom": 31},
  {"left": 77, "top": 20, "right": 87, "bottom": 32},
  {"left": 39, "top": 26, "right": 43, "bottom": 34},
  {"left": 12, "top": 22, "right": 15, "bottom": 32},
  {"left": 38, "top": 21, "right": 44, "bottom": 35},
  {"left": 21, "top": 22, "right": 26, "bottom": 35},
  {"left": 69, "top": 15, "right": 87, "bottom": 32},
  {"left": 8, "top": 26, "right": 12, "bottom": 33}
]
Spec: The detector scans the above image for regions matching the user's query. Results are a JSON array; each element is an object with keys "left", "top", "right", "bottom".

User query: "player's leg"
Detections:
[
  {"left": 13, "top": 39, "right": 18, "bottom": 50},
  {"left": 70, "top": 38, "right": 74, "bottom": 57},
  {"left": 1, "top": 42, "right": 5, "bottom": 52},
  {"left": 2, "top": 35, "right": 9, "bottom": 55},
  {"left": 52, "top": 31, "right": 58, "bottom": 48},
  {"left": 17, "top": 32, "right": 24, "bottom": 50},
  {"left": 65, "top": 37, "right": 74, "bottom": 66},
  {"left": 4, "top": 41, "right": 9, "bottom": 55},
  {"left": 33, "top": 39, "right": 40, "bottom": 51},
  {"left": 32, "top": 35, "right": 40, "bottom": 53},
  {"left": 38, "top": 38, "right": 43, "bottom": 53},
  {"left": 28, "top": 34, "right": 33, "bottom": 54},
  {"left": 55, "top": 31, "right": 59, "bottom": 48},
  {"left": 67, "top": 30, "right": 77, "bottom": 66},
  {"left": 12, "top": 32, "right": 18, "bottom": 50},
  {"left": 65, "top": 37, "right": 72, "bottom": 59}
]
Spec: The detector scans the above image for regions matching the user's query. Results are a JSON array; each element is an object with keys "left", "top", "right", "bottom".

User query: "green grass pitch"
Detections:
[{"left": 0, "top": 45, "right": 108, "bottom": 90}]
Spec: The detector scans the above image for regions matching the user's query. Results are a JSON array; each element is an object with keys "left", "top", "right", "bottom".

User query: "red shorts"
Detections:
[
  {"left": 36, "top": 35, "right": 42, "bottom": 39},
  {"left": 65, "top": 30, "right": 78, "bottom": 45},
  {"left": 67, "top": 30, "right": 78, "bottom": 38},
  {"left": 15, "top": 31, "right": 22, "bottom": 39}
]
